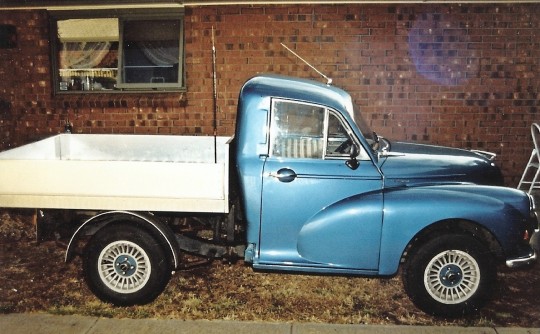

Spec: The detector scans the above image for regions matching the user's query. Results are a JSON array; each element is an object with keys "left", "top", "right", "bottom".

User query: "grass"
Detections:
[{"left": 1, "top": 210, "right": 539, "bottom": 327}]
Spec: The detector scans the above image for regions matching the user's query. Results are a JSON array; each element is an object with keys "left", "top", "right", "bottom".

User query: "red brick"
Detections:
[{"left": 0, "top": 4, "right": 539, "bottom": 185}]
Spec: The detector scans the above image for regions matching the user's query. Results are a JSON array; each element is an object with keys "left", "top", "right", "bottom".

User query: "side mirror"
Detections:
[{"left": 345, "top": 144, "right": 359, "bottom": 170}]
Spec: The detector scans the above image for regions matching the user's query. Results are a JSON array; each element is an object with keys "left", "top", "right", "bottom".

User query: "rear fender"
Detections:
[{"left": 65, "top": 211, "right": 180, "bottom": 269}]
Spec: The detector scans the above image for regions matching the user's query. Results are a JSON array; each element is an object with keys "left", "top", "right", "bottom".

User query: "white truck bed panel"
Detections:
[{"left": 0, "top": 134, "right": 231, "bottom": 213}]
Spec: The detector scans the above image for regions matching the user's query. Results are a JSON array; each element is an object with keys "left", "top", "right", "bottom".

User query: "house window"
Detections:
[{"left": 52, "top": 11, "right": 184, "bottom": 93}]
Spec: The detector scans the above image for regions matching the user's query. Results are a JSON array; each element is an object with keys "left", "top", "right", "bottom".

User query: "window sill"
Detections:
[
  {"left": 53, "top": 91, "right": 188, "bottom": 109},
  {"left": 55, "top": 87, "right": 187, "bottom": 95}
]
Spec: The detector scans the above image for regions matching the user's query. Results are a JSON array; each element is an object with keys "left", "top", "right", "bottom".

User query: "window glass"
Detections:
[
  {"left": 271, "top": 100, "right": 325, "bottom": 159},
  {"left": 326, "top": 112, "right": 355, "bottom": 157},
  {"left": 57, "top": 18, "right": 119, "bottom": 91},
  {"left": 270, "top": 99, "right": 367, "bottom": 161},
  {"left": 120, "top": 19, "right": 180, "bottom": 86},
  {"left": 53, "top": 14, "right": 183, "bottom": 93}
]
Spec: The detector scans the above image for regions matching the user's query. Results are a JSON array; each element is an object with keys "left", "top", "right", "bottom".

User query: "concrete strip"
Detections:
[
  {"left": 89, "top": 318, "right": 292, "bottom": 334},
  {"left": 0, "top": 314, "right": 538, "bottom": 334},
  {"left": 497, "top": 329, "right": 540, "bottom": 334},
  {"left": 294, "top": 323, "right": 497, "bottom": 334},
  {"left": 0, "top": 313, "right": 97, "bottom": 334}
]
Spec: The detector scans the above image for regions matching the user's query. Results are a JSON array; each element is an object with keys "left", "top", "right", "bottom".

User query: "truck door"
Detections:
[{"left": 259, "top": 99, "right": 384, "bottom": 271}]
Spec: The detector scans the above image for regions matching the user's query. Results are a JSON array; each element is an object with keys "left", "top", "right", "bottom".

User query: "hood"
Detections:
[{"left": 379, "top": 141, "right": 504, "bottom": 187}]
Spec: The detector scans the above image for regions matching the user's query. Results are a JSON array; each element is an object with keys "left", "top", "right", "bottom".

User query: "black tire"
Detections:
[
  {"left": 402, "top": 234, "right": 496, "bottom": 317},
  {"left": 83, "top": 223, "right": 172, "bottom": 306}
]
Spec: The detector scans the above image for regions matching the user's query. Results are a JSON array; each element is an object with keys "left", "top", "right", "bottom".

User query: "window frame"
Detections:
[
  {"left": 49, "top": 9, "right": 185, "bottom": 94},
  {"left": 269, "top": 98, "right": 367, "bottom": 160}
]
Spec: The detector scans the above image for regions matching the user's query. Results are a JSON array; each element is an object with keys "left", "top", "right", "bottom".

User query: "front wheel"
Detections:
[
  {"left": 403, "top": 234, "right": 496, "bottom": 317},
  {"left": 83, "top": 223, "right": 172, "bottom": 306}
]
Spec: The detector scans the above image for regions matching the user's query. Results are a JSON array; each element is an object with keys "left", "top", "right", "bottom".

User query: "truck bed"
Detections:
[{"left": 0, "top": 134, "right": 231, "bottom": 213}]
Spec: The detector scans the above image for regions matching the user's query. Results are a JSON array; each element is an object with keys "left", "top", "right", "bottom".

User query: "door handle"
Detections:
[{"left": 269, "top": 168, "right": 297, "bottom": 183}]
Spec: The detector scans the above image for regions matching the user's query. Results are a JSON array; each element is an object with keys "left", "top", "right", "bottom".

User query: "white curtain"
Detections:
[
  {"left": 60, "top": 42, "right": 111, "bottom": 69},
  {"left": 139, "top": 41, "right": 178, "bottom": 66}
]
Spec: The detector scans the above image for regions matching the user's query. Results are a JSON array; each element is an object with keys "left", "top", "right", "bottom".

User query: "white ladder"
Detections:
[{"left": 517, "top": 123, "right": 540, "bottom": 194}]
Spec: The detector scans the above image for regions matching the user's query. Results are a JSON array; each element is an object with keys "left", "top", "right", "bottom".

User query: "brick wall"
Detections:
[{"left": 0, "top": 4, "right": 538, "bottom": 185}]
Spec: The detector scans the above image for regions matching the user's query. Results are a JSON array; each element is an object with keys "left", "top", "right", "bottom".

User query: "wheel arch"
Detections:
[
  {"left": 402, "top": 218, "right": 505, "bottom": 265},
  {"left": 65, "top": 211, "right": 180, "bottom": 270}
]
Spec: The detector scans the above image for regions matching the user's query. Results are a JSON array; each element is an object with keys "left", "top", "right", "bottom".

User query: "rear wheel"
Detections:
[
  {"left": 403, "top": 234, "right": 496, "bottom": 317},
  {"left": 83, "top": 223, "right": 172, "bottom": 306}
]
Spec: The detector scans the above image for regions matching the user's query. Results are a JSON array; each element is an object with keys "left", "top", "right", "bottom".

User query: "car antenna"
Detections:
[
  {"left": 211, "top": 26, "right": 218, "bottom": 164},
  {"left": 280, "top": 43, "right": 333, "bottom": 85}
]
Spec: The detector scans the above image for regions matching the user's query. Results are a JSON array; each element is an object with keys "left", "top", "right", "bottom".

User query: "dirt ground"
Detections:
[{"left": 0, "top": 209, "right": 539, "bottom": 327}]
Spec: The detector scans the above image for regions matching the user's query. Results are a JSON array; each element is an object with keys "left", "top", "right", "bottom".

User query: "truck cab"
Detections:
[
  {"left": 235, "top": 74, "right": 509, "bottom": 267},
  {"left": 235, "top": 75, "right": 536, "bottom": 316}
]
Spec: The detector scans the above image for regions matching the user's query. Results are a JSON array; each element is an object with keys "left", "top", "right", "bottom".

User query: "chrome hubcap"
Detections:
[
  {"left": 424, "top": 250, "right": 480, "bottom": 304},
  {"left": 98, "top": 240, "right": 151, "bottom": 294}
]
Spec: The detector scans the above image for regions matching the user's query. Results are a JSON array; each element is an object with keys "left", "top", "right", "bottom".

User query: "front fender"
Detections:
[
  {"left": 65, "top": 211, "right": 180, "bottom": 269},
  {"left": 378, "top": 185, "right": 531, "bottom": 275}
]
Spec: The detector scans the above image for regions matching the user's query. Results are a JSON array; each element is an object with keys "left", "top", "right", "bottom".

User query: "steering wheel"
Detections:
[{"left": 334, "top": 138, "right": 352, "bottom": 154}]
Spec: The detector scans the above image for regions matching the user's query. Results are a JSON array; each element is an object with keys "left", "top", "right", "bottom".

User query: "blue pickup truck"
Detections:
[{"left": 1, "top": 74, "right": 537, "bottom": 317}]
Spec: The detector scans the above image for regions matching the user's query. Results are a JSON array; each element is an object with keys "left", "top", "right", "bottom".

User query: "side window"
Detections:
[
  {"left": 270, "top": 99, "right": 364, "bottom": 160},
  {"left": 271, "top": 100, "right": 325, "bottom": 159},
  {"left": 325, "top": 112, "right": 355, "bottom": 158}
]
